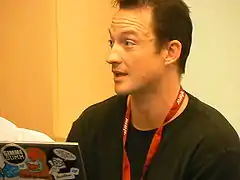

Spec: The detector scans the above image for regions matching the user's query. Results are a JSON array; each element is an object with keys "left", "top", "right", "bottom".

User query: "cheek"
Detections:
[
  {"left": 134, "top": 56, "right": 165, "bottom": 83},
  {"left": 123, "top": 48, "right": 149, "bottom": 68},
  {"left": 123, "top": 46, "right": 164, "bottom": 76}
]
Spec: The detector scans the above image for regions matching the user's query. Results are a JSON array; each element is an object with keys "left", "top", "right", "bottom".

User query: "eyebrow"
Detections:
[
  {"left": 108, "top": 28, "right": 139, "bottom": 38},
  {"left": 121, "top": 30, "right": 140, "bottom": 37},
  {"left": 108, "top": 28, "right": 113, "bottom": 38}
]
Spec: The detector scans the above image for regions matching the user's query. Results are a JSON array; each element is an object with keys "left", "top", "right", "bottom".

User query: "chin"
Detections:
[
  {"left": 114, "top": 83, "right": 139, "bottom": 95},
  {"left": 114, "top": 88, "right": 129, "bottom": 95},
  {"left": 114, "top": 78, "right": 142, "bottom": 95},
  {"left": 114, "top": 81, "right": 150, "bottom": 96},
  {"left": 114, "top": 85, "right": 132, "bottom": 95}
]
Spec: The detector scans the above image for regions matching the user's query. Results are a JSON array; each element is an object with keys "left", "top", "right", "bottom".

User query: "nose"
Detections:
[
  {"left": 106, "top": 44, "right": 123, "bottom": 64},
  {"left": 106, "top": 52, "right": 122, "bottom": 64}
]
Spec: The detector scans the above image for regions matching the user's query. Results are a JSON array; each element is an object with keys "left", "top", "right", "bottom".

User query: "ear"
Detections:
[{"left": 164, "top": 40, "right": 182, "bottom": 65}]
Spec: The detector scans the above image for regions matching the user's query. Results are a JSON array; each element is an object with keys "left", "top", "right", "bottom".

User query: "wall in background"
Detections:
[
  {"left": 183, "top": 0, "right": 240, "bottom": 132},
  {"left": 0, "top": 0, "right": 115, "bottom": 140},
  {"left": 55, "top": 0, "right": 115, "bottom": 139},
  {"left": 0, "top": 0, "right": 57, "bottom": 137}
]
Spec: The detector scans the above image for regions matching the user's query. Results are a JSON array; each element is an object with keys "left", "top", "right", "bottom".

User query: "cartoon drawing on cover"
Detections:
[
  {"left": 0, "top": 161, "right": 19, "bottom": 180},
  {"left": 0, "top": 143, "right": 27, "bottom": 180},
  {"left": 48, "top": 149, "right": 79, "bottom": 180},
  {"left": 19, "top": 147, "right": 52, "bottom": 179}
]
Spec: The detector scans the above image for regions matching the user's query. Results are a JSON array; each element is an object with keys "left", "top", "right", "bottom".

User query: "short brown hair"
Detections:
[{"left": 112, "top": 0, "right": 193, "bottom": 74}]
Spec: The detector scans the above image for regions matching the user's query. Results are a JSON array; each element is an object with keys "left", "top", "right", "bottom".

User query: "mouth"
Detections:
[
  {"left": 27, "top": 161, "right": 41, "bottom": 171},
  {"left": 112, "top": 69, "right": 128, "bottom": 75},
  {"left": 114, "top": 72, "right": 127, "bottom": 76},
  {"left": 113, "top": 71, "right": 128, "bottom": 80}
]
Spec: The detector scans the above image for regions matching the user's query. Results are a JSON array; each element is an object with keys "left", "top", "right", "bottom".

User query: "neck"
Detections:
[{"left": 130, "top": 73, "right": 188, "bottom": 131}]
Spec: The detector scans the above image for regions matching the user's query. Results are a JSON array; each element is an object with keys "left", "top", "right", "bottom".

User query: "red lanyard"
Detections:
[{"left": 122, "top": 87, "right": 186, "bottom": 180}]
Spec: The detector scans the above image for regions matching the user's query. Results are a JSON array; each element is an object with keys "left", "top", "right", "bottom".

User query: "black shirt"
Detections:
[
  {"left": 67, "top": 93, "right": 240, "bottom": 180},
  {"left": 126, "top": 122, "right": 157, "bottom": 180}
]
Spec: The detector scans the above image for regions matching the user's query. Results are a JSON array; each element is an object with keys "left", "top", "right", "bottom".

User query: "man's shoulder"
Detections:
[
  {"left": 83, "top": 95, "right": 127, "bottom": 116},
  {"left": 73, "top": 95, "right": 127, "bottom": 126},
  {"left": 173, "top": 94, "right": 240, "bottom": 178},
  {"left": 0, "top": 117, "right": 53, "bottom": 142},
  {"left": 184, "top": 93, "right": 239, "bottom": 150},
  {"left": 187, "top": 93, "right": 236, "bottom": 131},
  {"left": 67, "top": 95, "right": 127, "bottom": 142},
  {"left": 17, "top": 128, "right": 54, "bottom": 142}
]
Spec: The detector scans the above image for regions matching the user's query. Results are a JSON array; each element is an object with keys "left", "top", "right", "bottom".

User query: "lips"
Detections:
[
  {"left": 112, "top": 70, "right": 128, "bottom": 76},
  {"left": 27, "top": 161, "right": 41, "bottom": 171},
  {"left": 114, "top": 72, "right": 127, "bottom": 77}
]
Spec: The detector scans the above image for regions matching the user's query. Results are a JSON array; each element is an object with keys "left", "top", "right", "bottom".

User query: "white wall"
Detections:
[{"left": 182, "top": 0, "right": 240, "bottom": 132}]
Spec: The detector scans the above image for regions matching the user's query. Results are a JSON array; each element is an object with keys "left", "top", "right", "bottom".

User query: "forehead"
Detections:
[{"left": 110, "top": 7, "right": 153, "bottom": 36}]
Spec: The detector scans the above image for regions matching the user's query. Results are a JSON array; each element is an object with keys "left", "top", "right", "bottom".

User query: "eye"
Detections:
[
  {"left": 108, "top": 39, "right": 114, "bottom": 48},
  {"left": 124, "top": 40, "right": 136, "bottom": 47}
]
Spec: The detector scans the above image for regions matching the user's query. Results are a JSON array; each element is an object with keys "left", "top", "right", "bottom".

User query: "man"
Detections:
[
  {"left": 67, "top": 0, "right": 240, "bottom": 179},
  {"left": 0, "top": 116, "right": 53, "bottom": 142}
]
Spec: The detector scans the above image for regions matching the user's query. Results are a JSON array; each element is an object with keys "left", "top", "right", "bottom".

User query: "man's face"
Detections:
[{"left": 107, "top": 7, "right": 167, "bottom": 95}]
